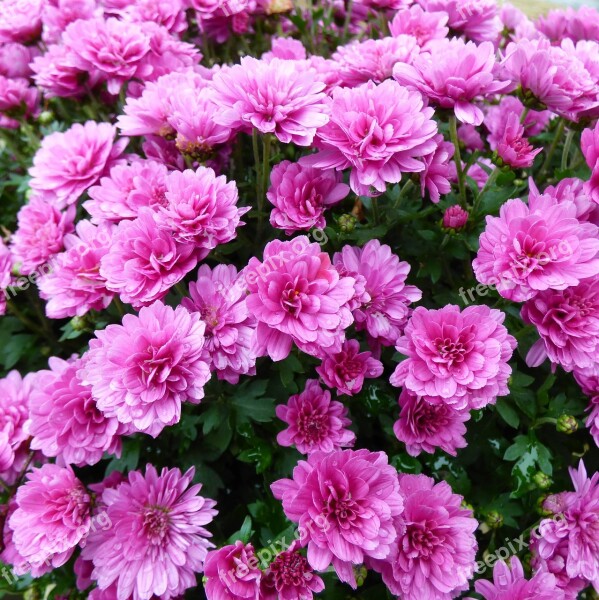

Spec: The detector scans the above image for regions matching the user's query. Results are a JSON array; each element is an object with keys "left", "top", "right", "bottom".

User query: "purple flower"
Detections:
[
  {"left": 420, "top": 133, "right": 455, "bottom": 203},
  {"left": 582, "top": 121, "right": 599, "bottom": 204},
  {"left": 390, "top": 5, "right": 449, "bottom": 47},
  {"left": 0, "top": 76, "right": 39, "bottom": 129},
  {"left": 0, "top": 0, "right": 42, "bottom": 43},
  {"left": 496, "top": 112, "right": 542, "bottom": 169},
  {"left": 443, "top": 205, "right": 469, "bottom": 230}
]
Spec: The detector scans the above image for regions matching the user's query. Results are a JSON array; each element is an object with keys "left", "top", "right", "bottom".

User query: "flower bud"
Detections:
[
  {"left": 338, "top": 214, "right": 357, "bottom": 233},
  {"left": 484, "top": 510, "right": 503, "bottom": 529},
  {"left": 442, "top": 205, "right": 468, "bottom": 231},
  {"left": 556, "top": 415, "right": 578, "bottom": 434},
  {"left": 533, "top": 472, "right": 552, "bottom": 490}
]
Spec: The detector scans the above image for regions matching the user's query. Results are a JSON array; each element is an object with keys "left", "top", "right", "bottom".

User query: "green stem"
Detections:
[
  {"left": 175, "top": 282, "right": 188, "bottom": 299},
  {"left": 112, "top": 296, "right": 126, "bottom": 318},
  {"left": 449, "top": 115, "right": 467, "bottom": 207},
  {"left": 540, "top": 118, "right": 566, "bottom": 177},
  {"left": 258, "top": 135, "right": 272, "bottom": 241},
  {"left": 519, "top": 107, "right": 530, "bottom": 125},
  {"left": 393, "top": 179, "right": 415, "bottom": 209},
  {"left": 371, "top": 197, "right": 380, "bottom": 225},
  {"left": 533, "top": 417, "right": 558, "bottom": 429},
  {"left": 561, "top": 128, "right": 575, "bottom": 172},
  {"left": 473, "top": 167, "right": 500, "bottom": 216},
  {"left": 342, "top": 0, "right": 354, "bottom": 42},
  {"left": 252, "top": 128, "right": 261, "bottom": 201},
  {"left": 6, "top": 300, "right": 50, "bottom": 341}
]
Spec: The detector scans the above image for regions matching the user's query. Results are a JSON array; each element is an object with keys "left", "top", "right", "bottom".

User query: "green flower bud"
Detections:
[
  {"left": 338, "top": 214, "right": 357, "bottom": 233},
  {"left": 485, "top": 510, "right": 503, "bottom": 529},
  {"left": 556, "top": 415, "right": 578, "bottom": 434},
  {"left": 533, "top": 472, "right": 552, "bottom": 490},
  {"left": 354, "top": 564, "right": 367, "bottom": 587},
  {"left": 38, "top": 110, "right": 54, "bottom": 125}
]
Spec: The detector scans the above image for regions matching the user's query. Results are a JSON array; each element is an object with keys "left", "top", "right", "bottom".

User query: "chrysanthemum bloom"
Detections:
[
  {"left": 41, "top": 0, "right": 97, "bottom": 44},
  {"left": 394, "top": 388, "right": 470, "bottom": 456},
  {"left": 271, "top": 449, "right": 404, "bottom": 588},
  {"left": 182, "top": 265, "right": 257, "bottom": 384},
  {"left": 368, "top": 473, "right": 478, "bottom": 600},
  {"left": 536, "top": 6, "right": 599, "bottom": 45},
  {"left": 582, "top": 121, "right": 599, "bottom": 205},
  {"left": 260, "top": 540, "right": 325, "bottom": 600},
  {"left": 496, "top": 112, "right": 542, "bottom": 169},
  {"left": 204, "top": 541, "right": 262, "bottom": 600},
  {"left": 391, "top": 305, "right": 517, "bottom": 410},
  {"left": 38, "top": 220, "right": 115, "bottom": 319},
  {"left": 303, "top": 79, "right": 438, "bottom": 196},
  {"left": 0, "top": 238, "right": 12, "bottom": 316},
  {"left": 393, "top": 38, "right": 508, "bottom": 126},
  {"left": 245, "top": 236, "right": 355, "bottom": 361},
  {"left": 473, "top": 192, "right": 599, "bottom": 302},
  {"left": 459, "top": 124, "right": 485, "bottom": 152},
  {"left": 156, "top": 167, "right": 248, "bottom": 259},
  {"left": 443, "top": 205, "right": 469, "bottom": 230},
  {"left": 316, "top": 339, "right": 383, "bottom": 396},
  {"left": 28, "top": 357, "right": 122, "bottom": 466},
  {"left": 121, "top": 0, "right": 187, "bottom": 33},
  {"left": 100, "top": 209, "right": 197, "bottom": 309},
  {"left": 11, "top": 196, "right": 75, "bottom": 275},
  {"left": 475, "top": 556, "right": 565, "bottom": 600},
  {"left": 390, "top": 5, "right": 449, "bottom": 47},
  {"left": 0, "top": 76, "right": 39, "bottom": 129},
  {"left": 0, "top": 42, "right": 38, "bottom": 79},
  {"left": 0, "top": 0, "right": 43, "bottom": 43},
  {"left": 522, "top": 279, "right": 599, "bottom": 372},
  {"left": 9, "top": 464, "right": 91, "bottom": 571},
  {"left": 276, "top": 379, "right": 355, "bottom": 454},
  {"left": 587, "top": 397, "right": 599, "bottom": 448},
  {"left": 333, "top": 240, "right": 422, "bottom": 346},
  {"left": 29, "top": 121, "right": 126, "bottom": 209},
  {"left": 81, "top": 465, "right": 217, "bottom": 600},
  {"left": 267, "top": 161, "right": 349, "bottom": 234},
  {"left": 420, "top": 133, "right": 454, "bottom": 203},
  {"left": 31, "top": 44, "right": 87, "bottom": 99},
  {"left": 332, "top": 36, "right": 419, "bottom": 88},
  {"left": 540, "top": 178, "right": 599, "bottom": 225},
  {"left": 81, "top": 301, "right": 210, "bottom": 437},
  {"left": 262, "top": 37, "right": 307, "bottom": 61},
  {"left": 211, "top": 56, "right": 329, "bottom": 146},
  {"left": 85, "top": 159, "right": 168, "bottom": 224},
  {"left": 574, "top": 365, "right": 599, "bottom": 446}
]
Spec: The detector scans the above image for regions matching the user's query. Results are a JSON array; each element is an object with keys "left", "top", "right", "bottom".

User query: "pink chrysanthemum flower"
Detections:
[
  {"left": 267, "top": 160, "right": 349, "bottom": 234},
  {"left": 473, "top": 192, "right": 599, "bottom": 302},
  {"left": 368, "top": 473, "right": 478, "bottom": 600},
  {"left": 245, "top": 236, "right": 355, "bottom": 361},
  {"left": 443, "top": 205, "right": 469, "bottom": 230},
  {"left": 390, "top": 5, "right": 449, "bottom": 47},
  {"left": 333, "top": 240, "right": 422, "bottom": 346},
  {"left": 9, "top": 464, "right": 91, "bottom": 571},
  {"left": 0, "top": 0, "right": 43, "bottom": 43},
  {"left": 522, "top": 279, "right": 599, "bottom": 372},
  {"left": 28, "top": 357, "right": 122, "bottom": 466},
  {"left": 11, "top": 196, "right": 75, "bottom": 276},
  {"left": 536, "top": 6, "right": 599, "bottom": 45},
  {"left": 0, "top": 42, "right": 39, "bottom": 79},
  {"left": 100, "top": 209, "right": 197, "bottom": 309},
  {"left": 394, "top": 38, "right": 508, "bottom": 126},
  {"left": 204, "top": 541, "right": 262, "bottom": 600},
  {"left": 38, "top": 220, "right": 115, "bottom": 319},
  {"left": 394, "top": 388, "right": 470, "bottom": 456},
  {"left": 263, "top": 37, "right": 307, "bottom": 61},
  {"left": 390, "top": 305, "right": 517, "bottom": 410},
  {"left": 574, "top": 365, "right": 599, "bottom": 446},
  {"left": 475, "top": 556, "right": 565, "bottom": 600},
  {"left": 31, "top": 44, "right": 87, "bottom": 99},
  {"left": 120, "top": 0, "right": 187, "bottom": 33},
  {"left": 459, "top": 124, "right": 485, "bottom": 151},
  {"left": 211, "top": 56, "right": 329, "bottom": 146},
  {"left": 182, "top": 264, "right": 257, "bottom": 384},
  {"left": 316, "top": 339, "right": 383, "bottom": 396},
  {"left": 0, "top": 240, "right": 11, "bottom": 317},
  {"left": 420, "top": 133, "right": 455, "bottom": 203},
  {"left": 303, "top": 79, "right": 438, "bottom": 196},
  {"left": 41, "top": 0, "right": 97, "bottom": 44},
  {"left": 496, "top": 112, "right": 542, "bottom": 169},
  {"left": 85, "top": 159, "right": 168, "bottom": 224},
  {"left": 0, "top": 76, "right": 39, "bottom": 129},
  {"left": 276, "top": 379, "right": 355, "bottom": 454},
  {"left": 271, "top": 449, "right": 404, "bottom": 588},
  {"left": 541, "top": 178, "right": 599, "bottom": 225},
  {"left": 29, "top": 121, "right": 126, "bottom": 209},
  {"left": 81, "top": 301, "right": 211, "bottom": 437},
  {"left": 81, "top": 465, "right": 217, "bottom": 600},
  {"left": 582, "top": 121, "right": 599, "bottom": 205}
]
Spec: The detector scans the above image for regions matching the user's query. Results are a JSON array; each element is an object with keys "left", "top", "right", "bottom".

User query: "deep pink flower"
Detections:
[
  {"left": 276, "top": 379, "right": 355, "bottom": 453},
  {"left": 587, "top": 397, "right": 599, "bottom": 448},
  {"left": 11, "top": 196, "right": 75, "bottom": 276},
  {"left": 536, "top": 6, "right": 599, "bottom": 44},
  {"left": 271, "top": 449, "right": 404, "bottom": 588},
  {"left": 120, "top": 0, "right": 187, "bottom": 33},
  {"left": 211, "top": 57, "right": 329, "bottom": 146},
  {"left": 390, "top": 5, "right": 449, "bottom": 47},
  {"left": 394, "top": 38, "right": 508, "bottom": 126},
  {"left": 459, "top": 124, "right": 485, "bottom": 152},
  {"left": 420, "top": 133, "right": 454, "bottom": 203},
  {"left": 28, "top": 356, "right": 122, "bottom": 466},
  {"left": 267, "top": 161, "right": 349, "bottom": 234},
  {"left": 333, "top": 240, "right": 422, "bottom": 346},
  {"left": 0, "top": 43, "right": 39, "bottom": 79},
  {"left": 81, "top": 301, "right": 210, "bottom": 437},
  {"left": 0, "top": 239, "right": 11, "bottom": 317},
  {"left": 9, "top": 464, "right": 91, "bottom": 570},
  {"left": 0, "top": 0, "right": 43, "bottom": 43},
  {"left": 41, "top": 0, "right": 97, "bottom": 44},
  {"left": 100, "top": 209, "right": 197, "bottom": 309},
  {"left": 263, "top": 37, "right": 307, "bottom": 61},
  {"left": 574, "top": 365, "right": 599, "bottom": 446},
  {"left": 303, "top": 79, "right": 438, "bottom": 196},
  {"left": 29, "top": 121, "right": 126, "bottom": 209},
  {"left": 368, "top": 473, "right": 478, "bottom": 600},
  {"left": 541, "top": 178, "right": 599, "bottom": 225},
  {"left": 390, "top": 304, "right": 517, "bottom": 410},
  {"left": 245, "top": 236, "right": 355, "bottom": 361},
  {"left": 496, "top": 112, "right": 542, "bottom": 169},
  {"left": 394, "top": 388, "right": 470, "bottom": 456},
  {"left": 582, "top": 121, "right": 599, "bottom": 205},
  {"left": 38, "top": 220, "right": 115, "bottom": 319},
  {"left": 443, "top": 205, "right": 469, "bottom": 230},
  {"left": 31, "top": 44, "right": 87, "bottom": 99},
  {"left": 0, "top": 76, "right": 39, "bottom": 128},
  {"left": 81, "top": 465, "right": 217, "bottom": 600},
  {"left": 182, "top": 264, "right": 257, "bottom": 384},
  {"left": 473, "top": 192, "right": 599, "bottom": 302}
]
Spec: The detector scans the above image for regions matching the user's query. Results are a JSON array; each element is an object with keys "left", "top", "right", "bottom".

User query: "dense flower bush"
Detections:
[{"left": 0, "top": 0, "right": 598, "bottom": 598}]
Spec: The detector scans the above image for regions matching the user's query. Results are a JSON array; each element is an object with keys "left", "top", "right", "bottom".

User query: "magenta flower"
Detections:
[
  {"left": 0, "top": 76, "right": 39, "bottom": 128},
  {"left": 28, "top": 357, "right": 122, "bottom": 466},
  {"left": 245, "top": 236, "right": 355, "bottom": 361},
  {"left": 475, "top": 556, "right": 565, "bottom": 600},
  {"left": 542, "top": 178, "right": 599, "bottom": 225},
  {"left": 574, "top": 365, "right": 599, "bottom": 446},
  {"left": 390, "top": 5, "right": 449, "bottom": 47},
  {"left": 473, "top": 192, "right": 599, "bottom": 302},
  {"left": 394, "top": 38, "right": 508, "bottom": 126},
  {"left": 121, "top": 0, "right": 187, "bottom": 33},
  {"left": 182, "top": 264, "right": 257, "bottom": 384},
  {"left": 0, "top": 240, "right": 11, "bottom": 317},
  {"left": 81, "top": 301, "right": 211, "bottom": 437},
  {"left": 0, "top": 0, "right": 42, "bottom": 43},
  {"left": 271, "top": 449, "right": 404, "bottom": 588},
  {"left": 587, "top": 398, "right": 599, "bottom": 448},
  {"left": 443, "top": 205, "right": 469, "bottom": 230},
  {"left": 31, "top": 44, "right": 87, "bottom": 99},
  {"left": 267, "top": 160, "right": 349, "bottom": 234},
  {"left": 211, "top": 56, "right": 329, "bottom": 146},
  {"left": 0, "top": 42, "right": 38, "bottom": 79},
  {"left": 100, "top": 208, "right": 197, "bottom": 309},
  {"left": 582, "top": 121, "right": 599, "bottom": 204},
  {"left": 81, "top": 465, "right": 217, "bottom": 600},
  {"left": 303, "top": 79, "right": 438, "bottom": 196},
  {"left": 9, "top": 464, "right": 91, "bottom": 571},
  {"left": 41, "top": 0, "right": 97, "bottom": 44},
  {"left": 263, "top": 37, "right": 307, "bottom": 61},
  {"left": 394, "top": 388, "right": 470, "bottom": 457},
  {"left": 459, "top": 124, "right": 485, "bottom": 152},
  {"left": 368, "top": 473, "right": 478, "bottom": 600},
  {"left": 333, "top": 240, "right": 422, "bottom": 346},
  {"left": 420, "top": 133, "right": 455, "bottom": 203},
  {"left": 496, "top": 112, "right": 542, "bottom": 169},
  {"left": 38, "top": 220, "right": 115, "bottom": 319},
  {"left": 29, "top": 121, "right": 126, "bottom": 209},
  {"left": 276, "top": 379, "right": 355, "bottom": 454},
  {"left": 391, "top": 305, "right": 517, "bottom": 410},
  {"left": 10, "top": 196, "right": 75, "bottom": 276},
  {"left": 536, "top": 6, "right": 599, "bottom": 44}
]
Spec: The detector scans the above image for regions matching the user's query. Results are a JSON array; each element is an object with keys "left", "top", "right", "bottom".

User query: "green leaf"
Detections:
[{"left": 495, "top": 398, "right": 520, "bottom": 428}]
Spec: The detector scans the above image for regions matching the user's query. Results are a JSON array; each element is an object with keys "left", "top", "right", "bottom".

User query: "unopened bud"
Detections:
[
  {"left": 442, "top": 205, "right": 468, "bottom": 231},
  {"left": 338, "top": 214, "right": 357, "bottom": 233},
  {"left": 556, "top": 415, "right": 578, "bottom": 434},
  {"left": 485, "top": 510, "right": 503, "bottom": 529}
]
